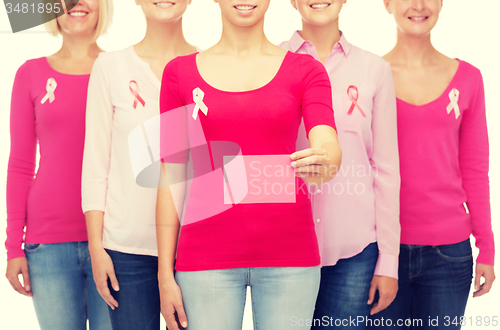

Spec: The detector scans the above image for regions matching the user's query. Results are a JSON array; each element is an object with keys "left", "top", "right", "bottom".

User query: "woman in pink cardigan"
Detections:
[{"left": 368, "top": 1, "right": 495, "bottom": 329}]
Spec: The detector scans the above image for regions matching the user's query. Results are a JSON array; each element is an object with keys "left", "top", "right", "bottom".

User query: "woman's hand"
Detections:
[
  {"left": 291, "top": 147, "right": 331, "bottom": 184},
  {"left": 291, "top": 125, "right": 341, "bottom": 186},
  {"left": 473, "top": 263, "right": 495, "bottom": 297},
  {"left": 90, "top": 247, "right": 119, "bottom": 309},
  {"left": 367, "top": 275, "right": 398, "bottom": 315},
  {"left": 160, "top": 277, "right": 188, "bottom": 330},
  {"left": 5, "top": 257, "right": 32, "bottom": 297}
]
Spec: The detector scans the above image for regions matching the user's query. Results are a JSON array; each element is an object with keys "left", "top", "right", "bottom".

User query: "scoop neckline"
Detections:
[
  {"left": 192, "top": 51, "right": 291, "bottom": 94},
  {"left": 43, "top": 57, "right": 91, "bottom": 77},
  {"left": 396, "top": 59, "right": 462, "bottom": 108}
]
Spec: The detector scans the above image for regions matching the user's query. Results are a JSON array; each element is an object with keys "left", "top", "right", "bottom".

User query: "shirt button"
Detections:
[
  {"left": 316, "top": 218, "right": 321, "bottom": 223},
  {"left": 317, "top": 189, "right": 321, "bottom": 194}
]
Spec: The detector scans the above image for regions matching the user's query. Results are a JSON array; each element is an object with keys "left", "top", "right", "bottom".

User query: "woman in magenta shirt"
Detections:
[
  {"left": 156, "top": 0, "right": 342, "bottom": 329},
  {"left": 368, "top": 1, "right": 495, "bottom": 329},
  {"left": 5, "top": 1, "right": 113, "bottom": 329}
]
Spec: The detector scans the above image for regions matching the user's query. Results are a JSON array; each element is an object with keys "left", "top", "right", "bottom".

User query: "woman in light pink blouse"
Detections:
[
  {"left": 281, "top": 1, "right": 400, "bottom": 329},
  {"left": 368, "top": 1, "right": 495, "bottom": 329}
]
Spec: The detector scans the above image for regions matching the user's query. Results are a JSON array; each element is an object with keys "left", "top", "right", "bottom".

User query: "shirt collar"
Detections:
[{"left": 288, "top": 30, "right": 352, "bottom": 58}]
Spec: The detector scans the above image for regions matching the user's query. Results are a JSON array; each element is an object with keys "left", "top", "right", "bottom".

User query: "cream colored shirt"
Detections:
[{"left": 82, "top": 46, "right": 162, "bottom": 256}]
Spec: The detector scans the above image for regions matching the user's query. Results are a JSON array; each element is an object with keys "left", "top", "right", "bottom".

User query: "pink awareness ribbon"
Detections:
[
  {"left": 446, "top": 88, "right": 460, "bottom": 119},
  {"left": 129, "top": 80, "right": 146, "bottom": 109},
  {"left": 40, "top": 78, "right": 57, "bottom": 104},
  {"left": 347, "top": 85, "right": 366, "bottom": 117},
  {"left": 192, "top": 87, "right": 208, "bottom": 120}
]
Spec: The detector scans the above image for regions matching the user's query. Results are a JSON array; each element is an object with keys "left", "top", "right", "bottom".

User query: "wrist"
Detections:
[
  {"left": 158, "top": 273, "right": 176, "bottom": 284},
  {"left": 88, "top": 242, "right": 104, "bottom": 255},
  {"left": 158, "top": 265, "right": 176, "bottom": 282}
]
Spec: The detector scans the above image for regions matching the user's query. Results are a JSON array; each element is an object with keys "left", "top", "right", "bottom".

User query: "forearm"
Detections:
[
  {"left": 305, "top": 125, "right": 342, "bottom": 186},
  {"left": 85, "top": 210, "right": 105, "bottom": 254},
  {"left": 156, "top": 187, "right": 180, "bottom": 281},
  {"left": 157, "top": 163, "right": 187, "bottom": 281},
  {"left": 372, "top": 166, "right": 401, "bottom": 278},
  {"left": 320, "top": 138, "right": 342, "bottom": 182},
  {"left": 6, "top": 139, "right": 35, "bottom": 260},
  {"left": 156, "top": 206, "right": 179, "bottom": 281}
]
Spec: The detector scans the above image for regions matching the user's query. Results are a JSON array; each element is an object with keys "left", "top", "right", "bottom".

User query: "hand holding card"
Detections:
[{"left": 290, "top": 147, "right": 331, "bottom": 180}]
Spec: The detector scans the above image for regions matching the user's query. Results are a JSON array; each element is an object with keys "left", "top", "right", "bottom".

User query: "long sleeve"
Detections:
[
  {"left": 81, "top": 56, "right": 114, "bottom": 213},
  {"left": 459, "top": 69, "right": 494, "bottom": 265},
  {"left": 299, "top": 55, "right": 336, "bottom": 134},
  {"left": 5, "top": 63, "right": 36, "bottom": 260},
  {"left": 371, "top": 62, "right": 401, "bottom": 278}
]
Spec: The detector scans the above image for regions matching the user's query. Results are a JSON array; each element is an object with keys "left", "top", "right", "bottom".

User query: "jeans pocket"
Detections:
[
  {"left": 435, "top": 239, "right": 473, "bottom": 262},
  {"left": 24, "top": 243, "right": 43, "bottom": 253}
]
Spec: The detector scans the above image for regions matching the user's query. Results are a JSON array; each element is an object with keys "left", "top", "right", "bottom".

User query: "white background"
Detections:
[{"left": 0, "top": 0, "right": 499, "bottom": 329}]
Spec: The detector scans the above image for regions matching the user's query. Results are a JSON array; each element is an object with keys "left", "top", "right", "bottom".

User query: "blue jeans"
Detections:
[
  {"left": 366, "top": 239, "right": 473, "bottom": 330},
  {"left": 105, "top": 249, "right": 161, "bottom": 330},
  {"left": 176, "top": 266, "right": 321, "bottom": 330},
  {"left": 312, "top": 242, "right": 378, "bottom": 329},
  {"left": 25, "top": 241, "right": 112, "bottom": 330}
]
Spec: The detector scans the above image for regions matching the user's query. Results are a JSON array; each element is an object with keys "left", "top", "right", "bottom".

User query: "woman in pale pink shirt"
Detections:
[
  {"left": 368, "top": 1, "right": 495, "bottom": 329},
  {"left": 281, "top": 1, "right": 400, "bottom": 328},
  {"left": 82, "top": 1, "right": 197, "bottom": 329},
  {"left": 5, "top": 1, "right": 113, "bottom": 329}
]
